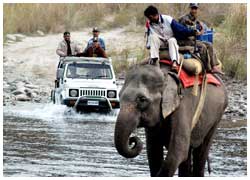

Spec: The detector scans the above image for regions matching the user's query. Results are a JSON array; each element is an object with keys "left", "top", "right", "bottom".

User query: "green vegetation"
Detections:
[
  {"left": 111, "top": 47, "right": 148, "bottom": 74},
  {"left": 3, "top": 3, "right": 247, "bottom": 79},
  {"left": 214, "top": 4, "right": 247, "bottom": 80},
  {"left": 3, "top": 4, "right": 107, "bottom": 35}
]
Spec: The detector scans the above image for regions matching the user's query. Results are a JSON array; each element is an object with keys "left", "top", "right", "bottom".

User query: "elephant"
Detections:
[{"left": 114, "top": 63, "right": 228, "bottom": 177}]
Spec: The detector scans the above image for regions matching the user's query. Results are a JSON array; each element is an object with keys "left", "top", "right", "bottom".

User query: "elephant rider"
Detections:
[
  {"left": 85, "top": 27, "right": 106, "bottom": 51},
  {"left": 144, "top": 5, "right": 198, "bottom": 70},
  {"left": 80, "top": 37, "right": 108, "bottom": 58},
  {"left": 178, "top": 3, "right": 224, "bottom": 74},
  {"left": 56, "top": 31, "right": 81, "bottom": 57}
]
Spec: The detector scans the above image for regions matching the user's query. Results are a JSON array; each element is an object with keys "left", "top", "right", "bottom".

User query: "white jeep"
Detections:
[{"left": 51, "top": 57, "right": 120, "bottom": 112}]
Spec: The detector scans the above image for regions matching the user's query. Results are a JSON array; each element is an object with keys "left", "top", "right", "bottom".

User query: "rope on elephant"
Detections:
[
  {"left": 191, "top": 74, "right": 208, "bottom": 130},
  {"left": 177, "top": 54, "right": 184, "bottom": 77}
]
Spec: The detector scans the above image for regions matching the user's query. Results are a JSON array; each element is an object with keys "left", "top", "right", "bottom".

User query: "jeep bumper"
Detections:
[{"left": 63, "top": 96, "right": 120, "bottom": 112}]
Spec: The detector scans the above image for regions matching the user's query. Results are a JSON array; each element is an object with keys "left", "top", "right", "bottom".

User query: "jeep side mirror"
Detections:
[{"left": 57, "top": 68, "right": 64, "bottom": 79}]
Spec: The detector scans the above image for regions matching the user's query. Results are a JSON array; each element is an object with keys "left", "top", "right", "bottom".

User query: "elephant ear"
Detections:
[{"left": 161, "top": 73, "right": 181, "bottom": 119}]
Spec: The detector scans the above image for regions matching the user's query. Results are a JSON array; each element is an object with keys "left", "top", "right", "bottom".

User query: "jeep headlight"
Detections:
[
  {"left": 69, "top": 89, "right": 79, "bottom": 97},
  {"left": 107, "top": 90, "right": 116, "bottom": 98}
]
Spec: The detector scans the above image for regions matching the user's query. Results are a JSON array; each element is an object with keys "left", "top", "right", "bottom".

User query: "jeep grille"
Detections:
[{"left": 80, "top": 89, "right": 106, "bottom": 97}]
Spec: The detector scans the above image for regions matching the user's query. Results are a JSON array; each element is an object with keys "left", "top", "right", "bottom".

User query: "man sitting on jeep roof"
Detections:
[
  {"left": 79, "top": 37, "right": 107, "bottom": 58},
  {"left": 86, "top": 27, "right": 106, "bottom": 50},
  {"left": 56, "top": 31, "right": 81, "bottom": 57}
]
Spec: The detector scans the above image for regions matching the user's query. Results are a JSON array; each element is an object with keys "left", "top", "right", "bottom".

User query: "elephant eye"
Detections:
[{"left": 136, "top": 95, "right": 150, "bottom": 110}]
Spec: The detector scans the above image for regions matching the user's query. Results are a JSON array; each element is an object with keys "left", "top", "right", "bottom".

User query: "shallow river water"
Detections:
[{"left": 3, "top": 103, "right": 247, "bottom": 177}]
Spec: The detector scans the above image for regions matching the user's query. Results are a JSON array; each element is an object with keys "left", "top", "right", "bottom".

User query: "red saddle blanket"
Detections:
[{"left": 160, "top": 59, "right": 221, "bottom": 88}]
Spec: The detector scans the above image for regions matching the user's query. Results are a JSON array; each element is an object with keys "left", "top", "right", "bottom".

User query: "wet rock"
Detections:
[
  {"left": 23, "top": 79, "right": 32, "bottom": 85},
  {"left": 24, "top": 84, "right": 39, "bottom": 89},
  {"left": 37, "top": 30, "right": 45, "bottom": 36},
  {"left": 25, "top": 89, "right": 33, "bottom": 98},
  {"left": 6, "top": 34, "right": 17, "bottom": 41},
  {"left": 16, "top": 81, "right": 25, "bottom": 86},
  {"left": 31, "top": 92, "right": 38, "bottom": 98},
  {"left": 34, "top": 97, "right": 41, "bottom": 103},
  {"left": 8, "top": 83, "right": 17, "bottom": 92},
  {"left": 33, "top": 89, "right": 40, "bottom": 94},
  {"left": 3, "top": 56, "right": 8, "bottom": 63},
  {"left": 12, "top": 89, "right": 25, "bottom": 96},
  {"left": 16, "top": 81, "right": 25, "bottom": 89},
  {"left": 14, "top": 34, "right": 26, "bottom": 41},
  {"left": 12, "top": 82, "right": 26, "bottom": 95},
  {"left": 4, "top": 94, "right": 11, "bottom": 101},
  {"left": 3, "top": 81, "right": 9, "bottom": 88},
  {"left": 6, "top": 40, "right": 15, "bottom": 44},
  {"left": 15, "top": 94, "right": 31, "bottom": 101}
]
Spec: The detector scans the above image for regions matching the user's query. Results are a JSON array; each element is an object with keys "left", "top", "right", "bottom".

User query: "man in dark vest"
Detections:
[{"left": 179, "top": 3, "right": 223, "bottom": 74}]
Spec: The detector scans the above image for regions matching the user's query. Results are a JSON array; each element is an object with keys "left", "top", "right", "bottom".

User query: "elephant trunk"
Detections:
[{"left": 114, "top": 106, "right": 143, "bottom": 158}]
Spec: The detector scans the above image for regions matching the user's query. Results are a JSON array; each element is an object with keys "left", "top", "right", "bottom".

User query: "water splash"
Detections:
[{"left": 3, "top": 102, "right": 119, "bottom": 123}]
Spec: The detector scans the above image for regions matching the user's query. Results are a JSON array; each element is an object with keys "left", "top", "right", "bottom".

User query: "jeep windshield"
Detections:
[{"left": 66, "top": 63, "right": 113, "bottom": 79}]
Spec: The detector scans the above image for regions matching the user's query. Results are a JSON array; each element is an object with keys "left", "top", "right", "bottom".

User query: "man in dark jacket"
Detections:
[{"left": 179, "top": 3, "right": 223, "bottom": 74}]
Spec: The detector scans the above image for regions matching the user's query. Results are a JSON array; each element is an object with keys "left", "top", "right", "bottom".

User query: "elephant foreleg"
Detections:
[
  {"left": 156, "top": 129, "right": 191, "bottom": 176},
  {"left": 156, "top": 110, "right": 192, "bottom": 176},
  {"left": 145, "top": 127, "right": 163, "bottom": 177}
]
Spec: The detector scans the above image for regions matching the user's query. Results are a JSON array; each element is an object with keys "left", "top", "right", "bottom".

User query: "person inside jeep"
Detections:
[{"left": 67, "top": 63, "right": 79, "bottom": 78}]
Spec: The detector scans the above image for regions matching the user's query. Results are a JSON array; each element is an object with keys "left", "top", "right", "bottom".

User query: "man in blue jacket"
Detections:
[
  {"left": 86, "top": 27, "right": 106, "bottom": 51},
  {"left": 144, "top": 5, "right": 197, "bottom": 68}
]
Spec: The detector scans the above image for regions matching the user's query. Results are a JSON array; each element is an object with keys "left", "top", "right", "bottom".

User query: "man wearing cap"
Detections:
[
  {"left": 86, "top": 27, "right": 106, "bottom": 51},
  {"left": 179, "top": 3, "right": 204, "bottom": 33},
  {"left": 56, "top": 31, "right": 81, "bottom": 57},
  {"left": 82, "top": 37, "right": 107, "bottom": 58},
  {"left": 179, "top": 3, "right": 223, "bottom": 74},
  {"left": 144, "top": 5, "right": 198, "bottom": 69}
]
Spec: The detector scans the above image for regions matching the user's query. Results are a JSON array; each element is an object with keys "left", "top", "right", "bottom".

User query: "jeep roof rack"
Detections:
[{"left": 59, "top": 56, "right": 112, "bottom": 64}]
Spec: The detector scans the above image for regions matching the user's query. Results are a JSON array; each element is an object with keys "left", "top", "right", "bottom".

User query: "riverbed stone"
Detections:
[
  {"left": 6, "top": 34, "right": 17, "bottom": 41},
  {"left": 31, "top": 92, "right": 38, "bottom": 98},
  {"left": 8, "top": 84, "right": 17, "bottom": 92},
  {"left": 34, "top": 97, "right": 41, "bottom": 103},
  {"left": 37, "top": 30, "right": 45, "bottom": 36},
  {"left": 24, "top": 84, "right": 39, "bottom": 89},
  {"left": 14, "top": 34, "right": 26, "bottom": 41},
  {"left": 6, "top": 40, "right": 15, "bottom": 44},
  {"left": 25, "top": 88, "right": 33, "bottom": 98},
  {"left": 23, "top": 79, "right": 32, "bottom": 85},
  {"left": 3, "top": 56, "right": 8, "bottom": 63},
  {"left": 15, "top": 94, "right": 31, "bottom": 101},
  {"left": 12, "top": 89, "right": 26, "bottom": 95}
]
